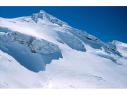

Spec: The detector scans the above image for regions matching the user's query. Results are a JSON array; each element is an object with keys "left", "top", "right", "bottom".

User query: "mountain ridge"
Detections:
[{"left": 0, "top": 10, "right": 127, "bottom": 88}]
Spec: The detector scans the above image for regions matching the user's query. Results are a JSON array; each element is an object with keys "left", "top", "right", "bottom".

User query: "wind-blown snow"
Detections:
[{"left": 0, "top": 10, "right": 127, "bottom": 88}]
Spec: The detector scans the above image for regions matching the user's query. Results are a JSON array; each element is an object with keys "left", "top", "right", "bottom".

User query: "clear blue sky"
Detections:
[{"left": 0, "top": 7, "right": 127, "bottom": 43}]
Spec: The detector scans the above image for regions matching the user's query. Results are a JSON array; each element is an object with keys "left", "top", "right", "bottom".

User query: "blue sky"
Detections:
[{"left": 0, "top": 7, "right": 127, "bottom": 43}]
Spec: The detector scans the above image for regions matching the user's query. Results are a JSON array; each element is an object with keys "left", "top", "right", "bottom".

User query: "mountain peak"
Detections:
[
  {"left": 31, "top": 10, "right": 68, "bottom": 27},
  {"left": 39, "top": 10, "right": 46, "bottom": 14},
  {"left": 31, "top": 10, "right": 47, "bottom": 23}
]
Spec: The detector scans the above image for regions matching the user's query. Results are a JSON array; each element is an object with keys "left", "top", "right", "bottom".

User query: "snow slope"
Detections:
[
  {"left": 112, "top": 40, "right": 127, "bottom": 57},
  {"left": 0, "top": 10, "right": 127, "bottom": 88},
  {"left": 0, "top": 50, "right": 46, "bottom": 88}
]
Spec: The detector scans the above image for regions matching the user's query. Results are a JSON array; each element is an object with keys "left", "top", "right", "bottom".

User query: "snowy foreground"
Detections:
[{"left": 0, "top": 10, "right": 127, "bottom": 88}]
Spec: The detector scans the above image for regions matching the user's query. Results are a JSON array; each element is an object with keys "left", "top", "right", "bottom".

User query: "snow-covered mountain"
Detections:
[{"left": 0, "top": 10, "right": 127, "bottom": 88}]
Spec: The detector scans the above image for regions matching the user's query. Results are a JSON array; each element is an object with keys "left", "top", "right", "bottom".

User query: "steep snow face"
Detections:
[
  {"left": 0, "top": 10, "right": 127, "bottom": 88},
  {"left": 0, "top": 31, "right": 62, "bottom": 72},
  {"left": 112, "top": 40, "right": 127, "bottom": 58},
  {"left": 65, "top": 28, "right": 122, "bottom": 56},
  {"left": 0, "top": 50, "right": 45, "bottom": 88},
  {"left": 57, "top": 31, "right": 86, "bottom": 52}
]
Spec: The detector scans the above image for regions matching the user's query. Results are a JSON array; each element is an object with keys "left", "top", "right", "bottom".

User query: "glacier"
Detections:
[{"left": 0, "top": 10, "right": 127, "bottom": 88}]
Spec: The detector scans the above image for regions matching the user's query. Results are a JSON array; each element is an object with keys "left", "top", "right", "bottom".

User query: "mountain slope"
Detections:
[
  {"left": 0, "top": 10, "right": 127, "bottom": 88},
  {"left": 0, "top": 50, "right": 45, "bottom": 88}
]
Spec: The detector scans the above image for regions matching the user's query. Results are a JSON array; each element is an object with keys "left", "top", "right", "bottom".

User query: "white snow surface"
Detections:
[
  {"left": 0, "top": 50, "right": 45, "bottom": 88},
  {"left": 0, "top": 10, "right": 127, "bottom": 88}
]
